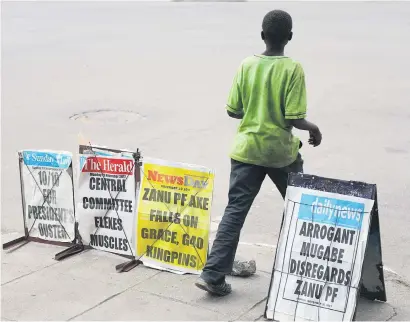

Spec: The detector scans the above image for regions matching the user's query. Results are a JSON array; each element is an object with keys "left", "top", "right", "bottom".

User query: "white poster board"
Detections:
[
  {"left": 19, "top": 150, "right": 75, "bottom": 243},
  {"left": 266, "top": 185, "right": 374, "bottom": 321},
  {"left": 77, "top": 153, "right": 136, "bottom": 256}
]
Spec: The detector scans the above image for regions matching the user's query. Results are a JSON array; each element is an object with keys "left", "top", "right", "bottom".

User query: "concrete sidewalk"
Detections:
[{"left": 2, "top": 233, "right": 409, "bottom": 321}]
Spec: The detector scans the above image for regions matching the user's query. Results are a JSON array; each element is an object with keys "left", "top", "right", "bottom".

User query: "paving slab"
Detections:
[
  {"left": 1, "top": 246, "right": 410, "bottom": 321},
  {"left": 382, "top": 272, "right": 410, "bottom": 321},
  {"left": 234, "top": 243, "right": 276, "bottom": 274},
  {"left": 135, "top": 268, "right": 270, "bottom": 319},
  {"left": 1, "top": 264, "right": 129, "bottom": 321},
  {"left": 235, "top": 299, "right": 266, "bottom": 321},
  {"left": 51, "top": 250, "right": 159, "bottom": 288},
  {"left": 2, "top": 232, "right": 25, "bottom": 245},
  {"left": 1, "top": 242, "right": 63, "bottom": 285},
  {"left": 355, "top": 298, "right": 395, "bottom": 322},
  {"left": 71, "top": 287, "right": 228, "bottom": 321}
]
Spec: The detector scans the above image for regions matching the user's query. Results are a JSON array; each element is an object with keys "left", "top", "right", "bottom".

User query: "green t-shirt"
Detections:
[{"left": 226, "top": 55, "right": 307, "bottom": 168}]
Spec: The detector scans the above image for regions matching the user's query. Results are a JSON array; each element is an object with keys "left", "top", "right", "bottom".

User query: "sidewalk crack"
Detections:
[
  {"left": 139, "top": 289, "right": 223, "bottom": 315},
  {"left": 1, "top": 261, "right": 60, "bottom": 286},
  {"left": 231, "top": 296, "right": 267, "bottom": 321},
  {"left": 386, "top": 304, "right": 398, "bottom": 321},
  {"left": 67, "top": 271, "right": 161, "bottom": 321}
]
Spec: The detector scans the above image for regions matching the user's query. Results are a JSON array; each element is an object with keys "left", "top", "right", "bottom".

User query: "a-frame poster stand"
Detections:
[
  {"left": 3, "top": 151, "right": 78, "bottom": 255},
  {"left": 54, "top": 144, "right": 143, "bottom": 273},
  {"left": 265, "top": 173, "right": 386, "bottom": 321}
]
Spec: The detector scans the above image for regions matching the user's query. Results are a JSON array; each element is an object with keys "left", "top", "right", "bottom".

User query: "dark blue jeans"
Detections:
[{"left": 201, "top": 154, "right": 303, "bottom": 285}]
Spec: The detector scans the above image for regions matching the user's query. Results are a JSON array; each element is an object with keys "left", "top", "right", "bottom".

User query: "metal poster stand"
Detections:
[
  {"left": 264, "top": 173, "right": 386, "bottom": 321},
  {"left": 3, "top": 152, "right": 77, "bottom": 253},
  {"left": 54, "top": 145, "right": 143, "bottom": 273}
]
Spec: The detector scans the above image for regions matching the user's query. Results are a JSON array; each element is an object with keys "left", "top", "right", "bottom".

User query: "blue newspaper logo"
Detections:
[
  {"left": 23, "top": 151, "right": 71, "bottom": 169},
  {"left": 298, "top": 194, "right": 365, "bottom": 230}
]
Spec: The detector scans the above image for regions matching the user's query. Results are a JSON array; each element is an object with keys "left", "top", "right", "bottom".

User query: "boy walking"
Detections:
[{"left": 195, "top": 9, "right": 322, "bottom": 296}]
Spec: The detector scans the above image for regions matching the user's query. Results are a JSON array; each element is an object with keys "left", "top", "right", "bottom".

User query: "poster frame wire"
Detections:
[
  {"left": 55, "top": 144, "right": 143, "bottom": 271},
  {"left": 3, "top": 151, "right": 78, "bottom": 253},
  {"left": 116, "top": 158, "right": 213, "bottom": 274}
]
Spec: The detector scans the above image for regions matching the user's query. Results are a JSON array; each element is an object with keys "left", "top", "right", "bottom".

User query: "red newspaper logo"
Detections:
[
  {"left": 147, "top": 169, "right": 208, "bottom": 189},
  {"left": 147, "top": 170, "right": 184, "bottom": 185},
  {"left": 82, "top": 157, "right": 133, "bottom": 175}
]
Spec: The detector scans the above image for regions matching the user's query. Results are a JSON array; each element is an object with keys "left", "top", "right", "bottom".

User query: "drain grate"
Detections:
[{"left": 69, "top": 109, "right": 144, "bottom": 124}]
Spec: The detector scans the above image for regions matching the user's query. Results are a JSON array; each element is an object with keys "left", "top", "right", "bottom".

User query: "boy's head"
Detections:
[{"left": 261, "top": 10, "right": 293, "bottom": 47}]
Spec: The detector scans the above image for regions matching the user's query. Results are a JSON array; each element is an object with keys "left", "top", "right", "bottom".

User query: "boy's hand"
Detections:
[
  {"left": 308, "top": 129, "right": 322, "bottom": 147},
  {"left": 288, "top": 119, "right": 322, "bottom": 146}
]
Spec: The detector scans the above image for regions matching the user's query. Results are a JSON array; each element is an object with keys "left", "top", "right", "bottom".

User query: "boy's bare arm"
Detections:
[
  {"left": 289, "top": 118, "right": 318, "bottom": 131},
  {"left": 289, "top": 118, "right": 322, "bottom": 147}
]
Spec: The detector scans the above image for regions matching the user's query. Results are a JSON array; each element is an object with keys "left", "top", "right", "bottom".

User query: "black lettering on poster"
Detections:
[
  {"left": 38, "top": 223, "right": 69, "bottom": 239},
  {"left": 89, "top": 234, "right": 129, "bottom": 252},
  {"left": 145, "top": 245, "right": 197, "bottom": 268},
  {"left": 27, "top": 206, "right": 75, "bottom": 223},
  {"left": 141, "top": 228, "right": 179, "bottom": 245},
  {"left": 82, "top": 197, "right": 133, "bottom": 213},
  {"left": 89, "top": 177, "right": 127, "bottom": 192},
  {"left": 27, "top": 168, "right": 74, "bottom": 239},
  {"left": 299, "top": 222, "right": 356, "bottom": 245},
  {"left": 142, "top": 188, "right": 172, "bottom": 203},
  {"left": 294, "top": 280, "right": 339, "bottom": 303},
  {"left": 141, "top": 188, "right": 210, "bottom": 211},
  {"left": 288, "top": 221, "right": 358, "bottom": 306},
  {"left": 90, "top": 216, "right": 129, "bottom": 252}
]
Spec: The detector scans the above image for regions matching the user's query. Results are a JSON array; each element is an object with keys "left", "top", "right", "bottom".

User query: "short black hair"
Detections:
[{"left": 262, "top": 10, "right": 293, "bottom": 44}]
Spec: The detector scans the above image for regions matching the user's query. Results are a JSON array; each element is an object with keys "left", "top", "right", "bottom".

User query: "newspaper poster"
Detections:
[
  {"left": 19, "top": 150, "right": 75, "bottom": 243},
  {"left": 136, "top": 158, "right": 214, "bottom": 274},
  {"left": 265, "top": 180, "right": 375, "bottom": 321},
  {"left": 77, "top": 153, "right": 136, "bottom": 256}
]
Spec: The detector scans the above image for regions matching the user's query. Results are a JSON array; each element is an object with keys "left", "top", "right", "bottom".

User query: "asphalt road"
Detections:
[{"left": 2, "top": 0, "right": 410, "bottom": 288}]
